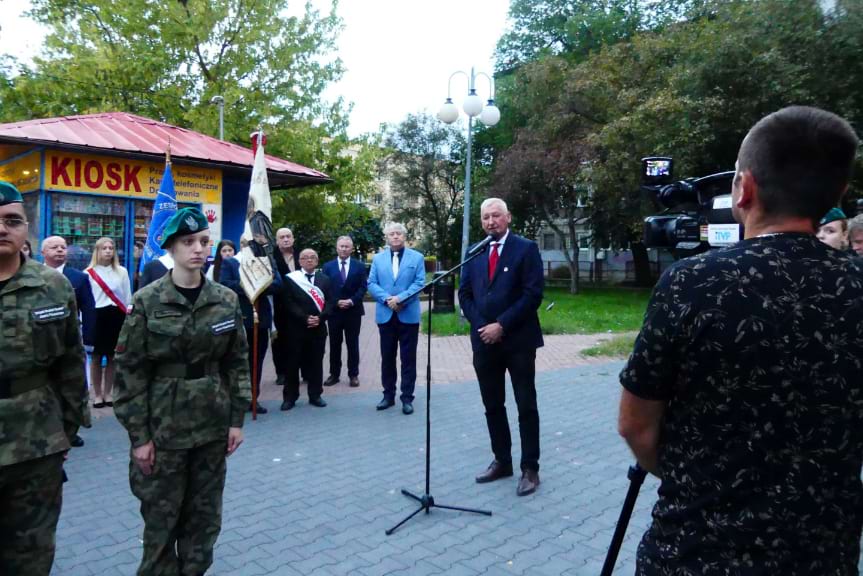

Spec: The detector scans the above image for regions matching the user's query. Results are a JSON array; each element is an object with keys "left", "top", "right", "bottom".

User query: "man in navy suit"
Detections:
[
  {"left": 41, "top": 236, "right": 96, "bottom": 448},
  {"left": 367, "top": 223, "right": 426, "bottom": 414},
  {"left": 459, "top": 198, "right": 544, "bottom": 497},
  {"left": 322, "top": 236, "right": 367, "bottom": 388}
]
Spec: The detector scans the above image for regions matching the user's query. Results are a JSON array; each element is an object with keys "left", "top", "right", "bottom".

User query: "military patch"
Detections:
[
  {"left": 154, "top": 309, "right": 182, "bottom": 318},
  {"left": 211, "top": 318, "right": 236, "bottom": 335},
  {"left": 31, "top": 304, "right": 70, "bottom": 323}
]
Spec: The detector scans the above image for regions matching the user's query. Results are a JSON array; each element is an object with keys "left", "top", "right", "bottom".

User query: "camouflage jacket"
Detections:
[
  {"left": 0, "top": 258, "right": 90, "bottom": 467},
  {"left": 114, "top": 273, "right": 251, "bottom": 450}
]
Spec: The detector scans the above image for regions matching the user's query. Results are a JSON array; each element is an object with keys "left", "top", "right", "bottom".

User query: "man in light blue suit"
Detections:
[{"left": 367, "top": 222, "right": 426, "bottom": 414}]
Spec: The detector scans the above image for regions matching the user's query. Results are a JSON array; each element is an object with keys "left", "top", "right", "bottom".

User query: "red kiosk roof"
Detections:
[{"left": 0, "top": 112, "right": 330, "bottom": 187}]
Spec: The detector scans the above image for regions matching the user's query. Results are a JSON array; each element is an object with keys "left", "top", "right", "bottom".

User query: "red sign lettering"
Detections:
[
  {"left": 73, "top": 158, "right": 81, "bottom": 187},
  {"left": 124, "top": 165, "right": 141, "bottom": 192},
  {"left": 50, "top": 156, "right": 72, "bottom": 186},
  {"left": 105, "top": 163, "right": 122, "bottom": 191},
  {"left": 84, "top": 160, "right": 103, "bottom": 188}
]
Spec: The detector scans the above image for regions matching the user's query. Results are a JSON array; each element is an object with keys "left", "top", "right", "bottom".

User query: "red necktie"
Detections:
[{"left": 488, "top": 242, "right": 499, "bottom": 280}]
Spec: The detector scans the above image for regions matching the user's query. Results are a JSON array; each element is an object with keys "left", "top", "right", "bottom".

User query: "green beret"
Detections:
[
  {"left": 820, "top": 207, "right": 847, "bottom": 226},
  {"left": 0, "top": 181, "right": 23, "bottom": 206},
  {"left": 159, "top": 207, "right": 210, "bottom": 248}
]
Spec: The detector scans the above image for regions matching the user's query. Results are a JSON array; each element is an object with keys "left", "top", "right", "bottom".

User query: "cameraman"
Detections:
[{"left": 618, "top": 106, "right": 862, "bottom": 574}]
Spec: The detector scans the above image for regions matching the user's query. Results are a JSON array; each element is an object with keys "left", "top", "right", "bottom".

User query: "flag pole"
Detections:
[{"left": 252, "top": 303, "right": 259, "bottom": 420}]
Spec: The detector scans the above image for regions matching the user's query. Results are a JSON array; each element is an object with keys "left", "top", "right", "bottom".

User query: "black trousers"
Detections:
[
  {"left": 378, "top": 316, "right": 418, "bottom": 403},
  {"left": 245, "top": 321, "right": 269, "bottom": 404},
  {"left": 328, "top": 313, "right": 362, "bottom": 378},
  {"left": 473, "top": 346, "right": 540, "bottom": 472},
  {"left": 272, "top": 328, "right": 290, "bottom": 376},
  {"left": 284, "top": 331, "right": 325, "bottom": 402}
]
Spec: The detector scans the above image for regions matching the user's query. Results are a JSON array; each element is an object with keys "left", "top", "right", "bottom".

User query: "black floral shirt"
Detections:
[{"left": 621, "top": 233, "right": 863, "bottom": 575}]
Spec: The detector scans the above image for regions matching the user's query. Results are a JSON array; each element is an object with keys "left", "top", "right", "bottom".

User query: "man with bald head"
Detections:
[
  {"left": 42, "top": 236, "right": 96, "bottom": 448},
  {"left": 279, "top": 248, "right": 334, "bottom": 410}
]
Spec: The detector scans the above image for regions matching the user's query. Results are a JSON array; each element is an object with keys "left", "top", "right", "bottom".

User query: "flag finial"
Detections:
[{"left": 166, "top": 137, "right": 172, "bottom": 164}]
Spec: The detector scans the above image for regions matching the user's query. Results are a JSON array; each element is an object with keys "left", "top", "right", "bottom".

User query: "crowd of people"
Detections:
[{"left": 3, "top": 104, "right": 863, "bottom": 576}]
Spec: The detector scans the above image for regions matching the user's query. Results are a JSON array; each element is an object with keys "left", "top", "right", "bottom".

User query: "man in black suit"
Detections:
[
  {"left": 41, "top": 235, "right": 97, "bottom": 448},
  {"left": 138, "top": 254, "right": 172, "bottom": 289},
  {"left": 458, "top": 198, "right": 544, "bottom": 497},
  {"left": 280, "top": 248, "right": 334, "bottom": 410},
  {"left": 322, "top": 236, "right": 367, "bottom": 387},
  {"left": 272, "top": 227, "right": 300, "bottom": 387}
]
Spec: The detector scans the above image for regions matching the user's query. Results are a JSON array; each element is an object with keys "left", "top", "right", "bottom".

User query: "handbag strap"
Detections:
[{"left": 87, "top": 268, "right": 129, "bottom": 314}]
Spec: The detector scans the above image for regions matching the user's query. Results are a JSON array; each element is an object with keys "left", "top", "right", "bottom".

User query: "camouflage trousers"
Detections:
[
  {"left": 130, "top": 440, "right": 227, "bottom": 576},
  {"left": 0, "top": 453, "right": 65, "bottom": 576}
]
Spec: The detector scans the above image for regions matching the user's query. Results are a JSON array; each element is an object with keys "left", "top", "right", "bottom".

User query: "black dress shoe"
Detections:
[
  {"left": 280, "top": 400, "right": 295, "bottom": 411},
  {"left": 517, "top": 469, "right": 540, "bottom": 496},
  {"left": 249, "top": 403, "right": 268, "bottom": 414},
  {"left": 70, "top": 435, "right": 84, "bottom": 448},
  {"left": 376, "top": 397, "right": 395, "bottom": 411},
  {"left": 402, "top": 402, "right": 414, "bottom": 415},
  {"left": 475, "top": 460, "right": 514, "bottom": 484},
  {"left": 309, "top": 397, "right": 327, "bottom": 408},
  {"left": 323, "top": 376, "right": 339, "bottom": 387},
  {"left": 349, "top": 377, "right": 360, "bottom": 387}
]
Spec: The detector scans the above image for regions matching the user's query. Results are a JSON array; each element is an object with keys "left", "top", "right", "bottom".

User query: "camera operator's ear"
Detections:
[{"left": 734, "top": 170, "right": 758, "bottom": 210}]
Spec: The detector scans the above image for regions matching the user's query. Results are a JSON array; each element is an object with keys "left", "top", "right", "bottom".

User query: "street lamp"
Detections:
[
  {"left": 437, "top": 67, "right": 500, "bottom": 263},
  {"left": 210, "top": 95, "right": 225, "bottom": 140}
]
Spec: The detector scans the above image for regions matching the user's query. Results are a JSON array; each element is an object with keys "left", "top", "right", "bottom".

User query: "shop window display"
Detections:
[{"left": 52, "top": 195, "right": 125, "bottom": 271}]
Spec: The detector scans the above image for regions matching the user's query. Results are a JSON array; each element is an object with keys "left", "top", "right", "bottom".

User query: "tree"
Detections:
[
  {"left": 382, "top": 113, "right": 467, "bottom": 267},
  {"left": 0, "top": 0, "right": 383, "bottom": 242}
]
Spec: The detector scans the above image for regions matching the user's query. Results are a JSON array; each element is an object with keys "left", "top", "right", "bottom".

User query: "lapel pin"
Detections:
[{"left": 503, "top": 267, "right": 509, "bottom": 272}]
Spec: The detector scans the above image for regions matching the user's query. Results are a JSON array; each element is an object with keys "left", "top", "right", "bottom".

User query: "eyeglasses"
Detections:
[
  {"left": 0, "top": 217, "right": 27, "bottom": 229},
  {"left": 300, "top": 256, "right": 318, "bottom": 260}
]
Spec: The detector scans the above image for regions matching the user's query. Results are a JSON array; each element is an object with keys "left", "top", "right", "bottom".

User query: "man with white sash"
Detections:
[{"left": 279, "top": 249, "right": 334, "bottom": 410}]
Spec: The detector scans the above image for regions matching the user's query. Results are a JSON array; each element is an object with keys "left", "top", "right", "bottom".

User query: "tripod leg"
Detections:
[
  {"left": 401, "top": 489, "right": 424, "bottom": 504},
  {"left": 600, "top": 464, "right": 648, "bottom": 576},
  {"left": 431, "top": 502, "right": 492, "bottom": 516},
  {"left": 386, "top": 504, "right": 426, "bottom": 536}
]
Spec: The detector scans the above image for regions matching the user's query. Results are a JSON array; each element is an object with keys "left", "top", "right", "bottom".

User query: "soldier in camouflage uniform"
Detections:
[
  {"left": 0, "top": 181, "right": 91, "bottom": 576},
  {"left": 114, "top": 207, "right": 251, "bottom": 576}
]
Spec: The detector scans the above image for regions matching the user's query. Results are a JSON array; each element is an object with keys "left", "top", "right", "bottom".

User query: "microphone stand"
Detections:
[{"left": 386, "top": 246, "right": 493, "bottom": 536}]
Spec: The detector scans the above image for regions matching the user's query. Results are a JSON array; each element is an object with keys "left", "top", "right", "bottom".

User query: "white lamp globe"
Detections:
[
  {"left": 479, "top": 100, "right": 501, "bottom": 126},
  {"left": 463, "top": 89, "right": 484, "bottom": 117},
  {"left": 437, "top": 98, "right": 459, "bottom": 124}
]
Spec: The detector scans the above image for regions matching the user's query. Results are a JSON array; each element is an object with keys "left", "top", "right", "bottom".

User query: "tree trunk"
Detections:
[{"left": 631, "top": 241, "right": 654, "bottom": 287}]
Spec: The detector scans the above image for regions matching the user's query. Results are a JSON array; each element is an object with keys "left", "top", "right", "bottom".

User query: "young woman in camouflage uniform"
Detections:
[{"left": 114, "top": 207, "right": 251, "bottom": 576}]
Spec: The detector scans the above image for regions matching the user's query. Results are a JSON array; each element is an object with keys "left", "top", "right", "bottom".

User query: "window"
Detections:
[
  {"left": 577, "top": 233, "right": 592, "bottom": 250},
  {"left": 542, "top": 233, "right": 556, "bottom": 250}
]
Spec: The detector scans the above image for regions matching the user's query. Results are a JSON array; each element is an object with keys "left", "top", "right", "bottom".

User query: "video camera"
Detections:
[{"left": 641, "top": 157, "right": 741, "bottom": 257}]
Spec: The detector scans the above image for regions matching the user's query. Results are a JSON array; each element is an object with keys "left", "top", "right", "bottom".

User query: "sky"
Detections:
[{"left": 0, "top": 0, "right": 511, "bottom": 138}]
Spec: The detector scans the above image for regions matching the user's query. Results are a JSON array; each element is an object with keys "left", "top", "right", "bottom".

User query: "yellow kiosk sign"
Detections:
[{"left": 46, "top": 151, "right": 222, "bottom": 203}]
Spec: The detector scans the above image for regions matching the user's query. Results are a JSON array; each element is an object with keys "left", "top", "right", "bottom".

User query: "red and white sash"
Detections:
[{"left": 287, "top": 271, "right": 325, "bottom": 313}]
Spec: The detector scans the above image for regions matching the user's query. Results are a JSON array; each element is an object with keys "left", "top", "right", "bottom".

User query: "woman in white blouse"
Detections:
[{"left": 85, "top": 237, "right": 132, "bottom": 408}]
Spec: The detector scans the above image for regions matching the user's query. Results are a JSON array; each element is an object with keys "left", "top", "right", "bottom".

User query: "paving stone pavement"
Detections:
[{"left": 59, "top": 361, "right": 661, "bottom": 575}]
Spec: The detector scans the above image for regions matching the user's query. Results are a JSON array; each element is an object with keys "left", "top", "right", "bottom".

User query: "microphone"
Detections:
[{"left": 466, "top": 235, "right": 494, "bottom": 258}]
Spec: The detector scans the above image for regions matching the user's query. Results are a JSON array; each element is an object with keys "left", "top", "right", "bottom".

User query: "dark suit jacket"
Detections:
[
  {"left": 280, "top": 272, "right": 334, "bottom": 339},
  {"left": 139, "top": 260, "right": 169, "bottom": 290},
  {"left": 458, "top": 232, "right": 544, "bottom": 353},
  {"left": 273, "top": 250, "right": 301, "bottom": 331},
  {"left": 321, "top": 257, "right": 367, "bottom": 318},
  {"left": 62, "top": 266, "right": 96, "bottom": 346},
  {"left": 218, "top": 257, "right": 282, "bottom": 330}
]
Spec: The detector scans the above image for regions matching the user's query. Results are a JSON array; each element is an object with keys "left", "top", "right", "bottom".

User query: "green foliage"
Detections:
[
  {"left": 582, "top": 333, "right": 637, "bottom": 357},
  {"left": 422, "top": 286, "right": 651, "bottom": 336},
  {"left": 382, "top": 113, "right": 467, "bottom": 266},
  {"left": 0, "top": 0, "right": 381, "bottom": 211},
  {"left": 277, "top": 200, "right": 383, "bottom": 264},
  {"left": 488, "top": 0, "right": 863, "bottom": 260}
]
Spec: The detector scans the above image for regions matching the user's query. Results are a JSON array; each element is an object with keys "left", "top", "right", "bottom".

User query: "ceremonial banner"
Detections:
[
  {"left": 139, "top": 153, "right": 177, "bottom": 273},
  {"left": 237, "top": 134, "right": 276, "bottom": 303}
]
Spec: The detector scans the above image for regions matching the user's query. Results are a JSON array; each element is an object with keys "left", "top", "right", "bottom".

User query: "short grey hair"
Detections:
[
  {"left": 384, "top": 222, "right": 407, "bottom": 235},
  {"left": 277, "top": 227, "right": 293, "bottom": 236},
  {"left": 336, "top": 235, "right": 354, "bottom": 245},
  {"left": 480, "top": 197, "right": 509, "bottom": 213},
  {"left": 849, "top": 214, "right": 863, "bottom": 237}
]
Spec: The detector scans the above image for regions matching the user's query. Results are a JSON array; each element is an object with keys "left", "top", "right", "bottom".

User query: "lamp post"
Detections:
[
  {"left": 437, "top": 67, "right": 500, "bottom": 263},
  {"left": 210, "top": 95, "right": 225, "bottom": 140}
]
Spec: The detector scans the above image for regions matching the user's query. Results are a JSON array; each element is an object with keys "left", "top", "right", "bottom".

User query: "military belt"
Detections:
[
  {"left": 0, "top": 373, "right": 49, "bottom": 399},
  {"left": 154, "top": 362, "right": 220, "bottom": 379}
]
